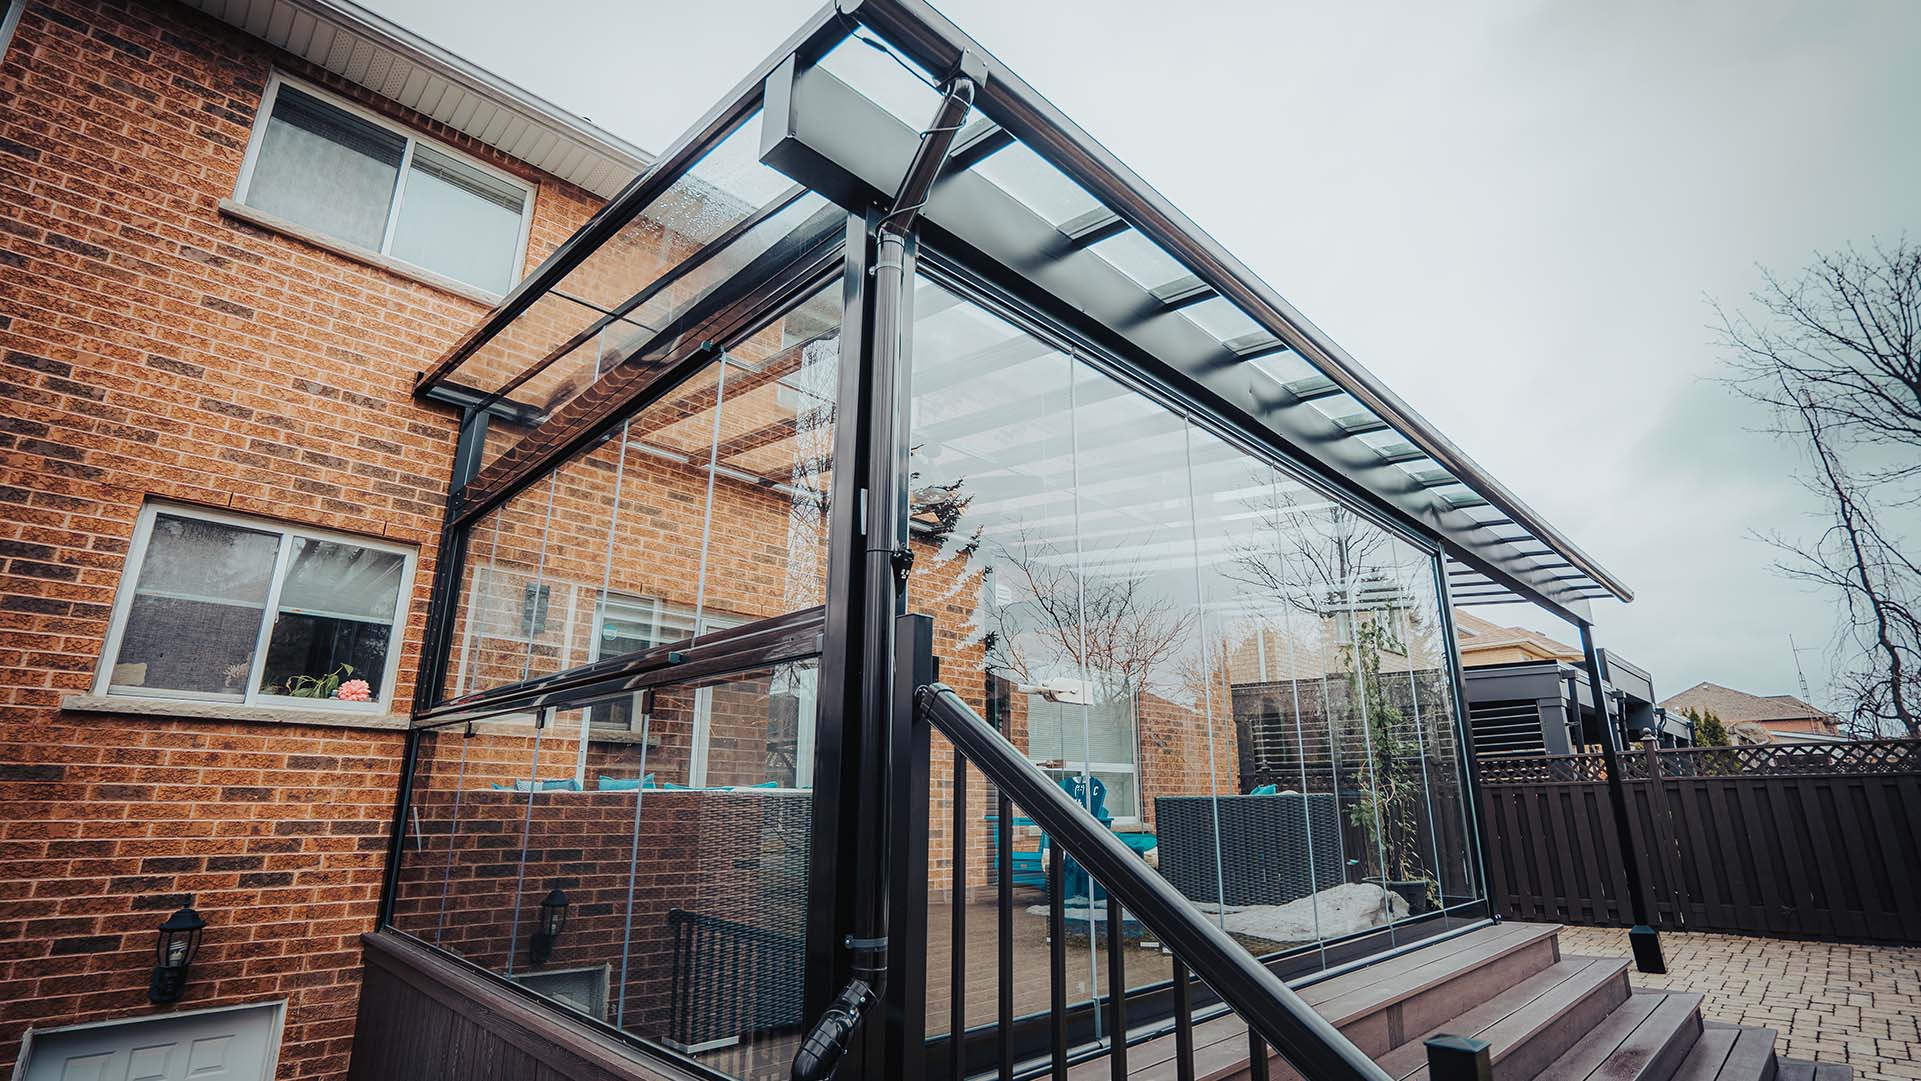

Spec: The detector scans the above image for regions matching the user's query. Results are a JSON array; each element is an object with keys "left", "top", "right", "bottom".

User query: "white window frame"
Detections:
[
  {"left": 232, "top": 72, "right": 535, "bottom": 294},
  {"left": 93, "top": 502, "right": 418, "bottom": 713}
]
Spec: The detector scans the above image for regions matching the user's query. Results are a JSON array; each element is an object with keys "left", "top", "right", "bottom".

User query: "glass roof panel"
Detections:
[
  {"left": 1248, "top": 349, "right": 1317, "bottom": 385},
  {"left": 971, "top": 141, "right": 1103, "bottom": 227},
  {"left": 815, "top": 35, "right": 942, "bottom": 127},
  {"left": 1088, "top": 229, "right": 1188, "bottom": 292},
  {"left": 435, "top": 109, "right": 796, "bottom": 403},
  {"left": 1179, "top": 295, "right": 1266, "bottom": 344}
]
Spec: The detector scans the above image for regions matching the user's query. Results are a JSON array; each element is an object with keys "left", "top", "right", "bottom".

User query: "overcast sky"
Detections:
[{"left": 367, "top": 0, "right": 1921, "bottom": 709}]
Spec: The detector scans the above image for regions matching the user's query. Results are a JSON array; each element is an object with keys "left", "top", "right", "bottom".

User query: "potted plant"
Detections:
[
  {"left": 1341, "top": 618, "right": 1437, "bottom": 916},
  {"left": 282, "top": 663, "right": 372, "bottom": 703}
]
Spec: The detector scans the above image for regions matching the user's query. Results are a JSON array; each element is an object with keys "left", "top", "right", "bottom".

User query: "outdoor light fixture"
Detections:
[
  {"left": 529, "top": 886, "right": 570, "bottom": 965},
  {"left": 149, "top": 898, "right": 205, "bottom": 1005}
]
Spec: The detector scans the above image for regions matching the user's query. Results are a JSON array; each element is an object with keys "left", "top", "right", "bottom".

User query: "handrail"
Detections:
[{"left": 916, "top": 682, "right": 1394, "bottom": 1081}]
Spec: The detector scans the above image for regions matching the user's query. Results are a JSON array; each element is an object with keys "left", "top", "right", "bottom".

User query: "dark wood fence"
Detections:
[{"left": 1478, "top": 739, "right": 1921, "bottom": 945}]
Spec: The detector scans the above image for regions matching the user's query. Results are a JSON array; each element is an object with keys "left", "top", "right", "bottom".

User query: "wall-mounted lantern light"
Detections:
[
  {"left": 149, "top": 898, "right": 206, "bottom": 1004},
  {"left": 529, "top": 886, "right": 570, "bottom": 965}
]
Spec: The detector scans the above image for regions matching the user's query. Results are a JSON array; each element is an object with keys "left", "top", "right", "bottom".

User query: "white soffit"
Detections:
[{"left": 180, "top": 0, "right": 652, "bottom": 198}]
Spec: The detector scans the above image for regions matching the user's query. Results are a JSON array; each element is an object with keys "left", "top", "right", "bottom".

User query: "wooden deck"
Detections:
[{"left": 1048, "top": 922, "right": 1851, "bottom": 1081}]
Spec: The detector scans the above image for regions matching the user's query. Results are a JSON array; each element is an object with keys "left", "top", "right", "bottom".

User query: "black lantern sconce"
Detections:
[
  {"left": 529, "top": 886, "right": 570, "bottom": 966},
  {"left": 149, "top": 897, "right": 205, "bottom": 1004}
]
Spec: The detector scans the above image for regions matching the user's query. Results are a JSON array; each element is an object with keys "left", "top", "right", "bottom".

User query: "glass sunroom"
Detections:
[{"left": 377, "top": 3, "right": 1633, "bottom": 1080}]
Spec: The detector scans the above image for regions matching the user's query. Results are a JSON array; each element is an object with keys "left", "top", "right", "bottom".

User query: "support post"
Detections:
[
  {"left": 1424, "top": 1035, "right": 1492, "bottom": 1081},
  {"left": 836, "top": 62, "right": 980, "bottom": 1081},
  {"left": 886, "top": 614, "right": 935, "bottom": 1081},
  {"left": 1578, "top": 622, "right": 1665, "bottom": 974}
]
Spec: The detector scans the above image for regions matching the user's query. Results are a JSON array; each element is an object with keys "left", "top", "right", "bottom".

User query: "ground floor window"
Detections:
[
  {"left": 1024, "top": 687, "right": 1141, "bottom": 823},
  {"left": 96, "top": 503, "right": 415, "bottom": 711}
]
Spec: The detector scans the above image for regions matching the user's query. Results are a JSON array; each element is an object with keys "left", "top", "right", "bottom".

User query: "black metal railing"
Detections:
[{"left": 916, "top": 681, "right": 1394, "bottom": 1081}]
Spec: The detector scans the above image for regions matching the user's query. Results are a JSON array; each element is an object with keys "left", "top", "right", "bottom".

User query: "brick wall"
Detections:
[{"left": 0, "top": 0, "right": 605, "bottom": 1076}]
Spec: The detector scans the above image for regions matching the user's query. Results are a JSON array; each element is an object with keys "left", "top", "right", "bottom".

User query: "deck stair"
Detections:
[{"left": 1062, "top": 922, "right": 1848, "bottom": 1081}]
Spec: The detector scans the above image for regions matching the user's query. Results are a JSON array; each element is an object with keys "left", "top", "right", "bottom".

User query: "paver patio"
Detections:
[{"left": 1556, "top": 926, "right": 1921, "bottom": 1080}]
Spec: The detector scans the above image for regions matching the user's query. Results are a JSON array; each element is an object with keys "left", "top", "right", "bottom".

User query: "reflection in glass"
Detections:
[
  {"left": 392, "top": 663, "right": 818, "bottom": 1080},
  {"left": 111, "top": 514, "right": 279, "bottom": 698},
  {"left": 258, "top": 537, "right": 405, "bottom": 699},
  {"left": 903, "top": 278, "right": 1483, "bottom": 1041},
  {"left": 441, "top": 289, "right": 840, "bottom": 707}
]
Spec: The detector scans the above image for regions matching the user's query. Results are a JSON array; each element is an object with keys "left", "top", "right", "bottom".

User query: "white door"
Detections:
[{"left": 18, "top": 1003, "right": 282, "bottom": 1081}]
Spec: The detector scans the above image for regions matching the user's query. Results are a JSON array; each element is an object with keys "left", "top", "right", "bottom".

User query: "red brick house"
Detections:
[
  {"left": 2, "top": 2, "right": 1869, "bottom": 1081},
  {"left": 0, "top": 1, "right": 646, "bottom": 1075}
]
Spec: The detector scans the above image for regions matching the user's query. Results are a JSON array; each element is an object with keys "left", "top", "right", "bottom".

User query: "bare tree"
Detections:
[
  {"left": 980, "top": 524, "right": 1192, "bottom": 702},
  {"left": 1719, "top": 240, "right": 1921, "bottom": 737}
]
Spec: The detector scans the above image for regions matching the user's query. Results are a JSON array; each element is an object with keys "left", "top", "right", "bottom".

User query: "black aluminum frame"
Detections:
[{"left": 375, "top": 0, "right": 1657, "bottom": 1072}]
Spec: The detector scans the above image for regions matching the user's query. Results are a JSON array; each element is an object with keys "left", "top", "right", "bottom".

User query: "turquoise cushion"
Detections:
[
  {"left": 598, "top": 775, "right": 643, "bottom": 792},
  {"left": 491, "top": 778, "right": 581, "bottom": 792},
  {"left": 1250, "top": 783, "right": 1279, "bottom": 796}
]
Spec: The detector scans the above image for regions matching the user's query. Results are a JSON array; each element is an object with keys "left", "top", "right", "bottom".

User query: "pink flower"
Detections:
[{"left": 334, "top": 679, "right": 373, "bottom": 703}]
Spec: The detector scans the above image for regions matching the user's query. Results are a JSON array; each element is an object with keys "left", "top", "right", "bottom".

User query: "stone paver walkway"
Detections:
[{"left": 1556, "top": 926, "right": 1921, "bottom": 1080}]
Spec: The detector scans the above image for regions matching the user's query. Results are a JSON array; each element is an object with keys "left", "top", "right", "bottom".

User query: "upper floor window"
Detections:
[
  {"left": 96, "top": 504, "right": 417, "bottom": 712},
  {"left": 234, "top": 75, "right": 534, "bottom": 295}
]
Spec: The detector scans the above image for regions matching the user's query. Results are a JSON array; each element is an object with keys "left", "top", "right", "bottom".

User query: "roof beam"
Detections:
[{"left": 759, "top": 53, "right": 1601, "bottom": 624}]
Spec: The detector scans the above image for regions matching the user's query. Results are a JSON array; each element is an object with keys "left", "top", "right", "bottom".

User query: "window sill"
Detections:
[
  {"left": 216, "top": 199, "right": 504, "bottom": 308},
  {"left": 61, "top": 693, "right": 411, "bottom": 732}
]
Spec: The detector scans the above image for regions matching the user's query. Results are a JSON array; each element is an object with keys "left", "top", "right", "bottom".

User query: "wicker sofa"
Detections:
[{"left": 1153, "top": 792, "right": 1344, "bottom": 906}]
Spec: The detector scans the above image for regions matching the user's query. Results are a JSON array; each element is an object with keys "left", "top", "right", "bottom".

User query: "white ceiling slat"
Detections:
[
  {"left": 264, "top": 1, "right": 295, "bottom": 46},
  {"left": 242, "top": 0, "right": 273, "bottom": 37},
  {"left": 447, "top": 93, "right": 481, "bottom": 132},
  {"left": 479, "top": 107, "right": 512, "bottom": 146},
  {"left": 286, "top": 10, "right": 318, "bottom": 55},
  {"left": 307, "top": 21, "right": 337, "bottom": 66},
  {"left": 396, "top": 67, "right": 429, "bottom": 110}
]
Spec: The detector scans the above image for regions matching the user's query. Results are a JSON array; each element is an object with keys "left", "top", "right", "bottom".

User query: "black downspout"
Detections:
[
  {"left": 795, "top": 52, "right": 984, "bottom": 1081},
  {"left": 1578, "top": 622, "right": 1665, "bottom": 974}
]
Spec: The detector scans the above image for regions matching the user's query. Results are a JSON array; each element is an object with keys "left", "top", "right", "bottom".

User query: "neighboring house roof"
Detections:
[
  {"left": 1659, "top": 682, "right": 1837, "bottom": 727},
  {"left": 181, "top": 0, "right": 653, "bottom": 197},
  {"left": 1452, "top": 610, "right": 1583, "bottom": 665}
]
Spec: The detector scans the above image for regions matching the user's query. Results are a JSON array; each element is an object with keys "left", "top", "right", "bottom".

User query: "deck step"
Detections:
[
  {"left": 1080, "top": 923, "right": 1567, "bottom": 1081},
  {"left": 1703, "top": 1023, "right": 1782, "bottom": 1081},
  {"left": 1533, "top": 991, "right": 1702, "bottom": 1080},
  {"left": 1374, "top": 957, "right": 1616, "bottom": 1079},
  {"left": 1676, "top": 1023, "right": 1786, "bottom": 1081},
  {"left": 1398, "top": 954, "right": 1632, "bottom": 1081}
]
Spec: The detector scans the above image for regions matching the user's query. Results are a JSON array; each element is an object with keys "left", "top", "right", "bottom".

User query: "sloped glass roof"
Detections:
[{"left": 416, "top": 0, "right": 1626, "bottom": 622}]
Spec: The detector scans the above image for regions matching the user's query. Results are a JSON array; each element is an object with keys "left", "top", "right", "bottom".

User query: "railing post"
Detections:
[
  {"left": 1579, "top": 622, "right": 1665, "bottom": 974},
  {"left": 1425, "top": 1035, "right": 1492, "bottom": 1081},
  {"left": 887, "top": 613, "right": 936, "bottom": 1081}
]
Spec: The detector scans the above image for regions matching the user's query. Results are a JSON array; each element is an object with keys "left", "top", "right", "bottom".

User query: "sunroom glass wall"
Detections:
[
  {"left": 903, "top": 279, "right": 1481, "bottom": 1040},
  {"left": 391, "top": 662, "right": 819, "bottom": 1080},
  {"left": 438, "top": 288, "right": 841, "bottom": 707}
]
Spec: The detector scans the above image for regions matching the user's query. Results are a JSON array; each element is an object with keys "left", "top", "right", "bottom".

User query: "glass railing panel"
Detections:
[{"left": 393, "top": 663, "right": 820, "bottom": 1081}]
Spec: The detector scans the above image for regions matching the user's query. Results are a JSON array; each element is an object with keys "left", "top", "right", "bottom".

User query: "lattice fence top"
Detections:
[
  {"left": 1478, "top": 754, "right": 1610, "bottom": 783},
  {"left": 1651, "top": 740, "right": 1921, "bottom": 778},
  {"left": 1480, "top": 738, "right": 1921, "bottom": 783}
]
